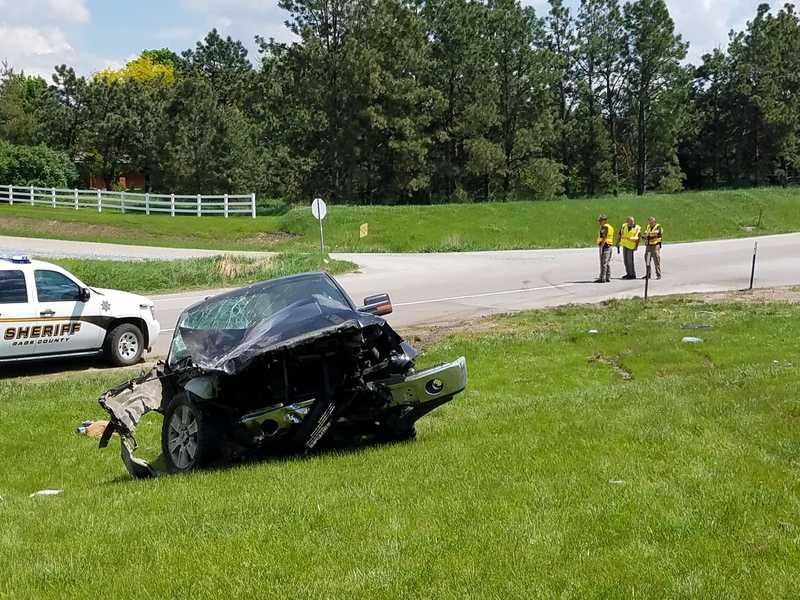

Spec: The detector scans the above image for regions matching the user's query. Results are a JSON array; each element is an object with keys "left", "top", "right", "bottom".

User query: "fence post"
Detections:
[
  {"left": 251, "top": 193, "right": 256, "bottom": 218},
  {"left": 74, "top": 188, "right": 78, "bottom": 210},
  {"left": 145, "top": 193, "right": 150, "bottom": 215},
  {"left": 9, "top": 184, "right": 13, "bottom": 205},
  {"left": 224, "top": 193, "right": 229, "bottom": 218},
  {"left": 51, "top": 187, "right": 56, "bottom": 208},
  {"left": 121, "top": 191, "right": 126, "bottom": 214},
  {"left": 97, "top": 189, "right": 102, "bottom": 213},
  {"left": 170, "top": 193, "right": 175, "bottom": 217},
  {"left": 197, "top": 194, "right": 201, "bottom": 217},
  {"left": 30, "top": 185, "right": 34, "bottom": 206}
]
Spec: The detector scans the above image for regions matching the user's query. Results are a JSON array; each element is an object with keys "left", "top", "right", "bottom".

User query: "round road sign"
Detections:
[{"left": 311, "top": 197, "right": 327, "bottom": 220}]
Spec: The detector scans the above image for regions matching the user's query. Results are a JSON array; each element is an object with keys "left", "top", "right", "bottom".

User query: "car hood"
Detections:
[
  {"left": 93, "top": 287, "right": 153, "bottom": 308},
  {"left": 173, "top": 296, "right": 400, "bottom": 375}
]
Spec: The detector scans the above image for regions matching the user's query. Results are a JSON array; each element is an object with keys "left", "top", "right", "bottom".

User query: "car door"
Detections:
[
  {"left": 0, "top": 269, "right": 38, "bottom": 359},
  {"left": 32, "top": 269, "right": 106, "bottom": 355}
]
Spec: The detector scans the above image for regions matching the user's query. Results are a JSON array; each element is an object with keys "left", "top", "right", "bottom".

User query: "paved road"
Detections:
[
  {"left": 143, "top": 233, "right": 800, "bottom": 356},
  {"left": 0, "top": 234, "right": 271, "bottom": 261}
]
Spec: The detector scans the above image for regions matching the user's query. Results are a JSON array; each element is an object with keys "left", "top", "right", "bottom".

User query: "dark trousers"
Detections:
[{"left": 623, "top": 248, "right": 636, "bottom": 278}]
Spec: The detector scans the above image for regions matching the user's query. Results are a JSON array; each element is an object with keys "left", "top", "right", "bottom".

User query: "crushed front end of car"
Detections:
[{"left": 97, "top": 273, "right": 467, "bottom": 478}]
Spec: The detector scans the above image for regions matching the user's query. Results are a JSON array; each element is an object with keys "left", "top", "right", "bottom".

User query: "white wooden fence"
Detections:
[{"left": 0, "top": 184, "right": 256, "bottom": 218}]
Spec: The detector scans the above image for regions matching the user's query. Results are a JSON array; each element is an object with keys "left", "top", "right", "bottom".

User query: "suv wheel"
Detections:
[
  {"left": 161, "top": 394, "right": 214, "bottom": 473},
  {"left": 105, "top": 323, "right": 144, "bottom": 366}
]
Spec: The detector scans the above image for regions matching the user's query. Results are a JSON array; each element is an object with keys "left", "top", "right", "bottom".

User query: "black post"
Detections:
[
  {"left": 644, "top": 265, "right": 650, "bottom": 301},
  {"left": 749, "top": 241, "right": 758, "bottom": 291}
]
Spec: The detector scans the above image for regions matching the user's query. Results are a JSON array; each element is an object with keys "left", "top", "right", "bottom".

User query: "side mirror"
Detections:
[
  {"left": 360, "top": 293, "right": 392, "bottom": 316},
  {"left": 79, "top": 287, "right": 91, "bottom": 303}
]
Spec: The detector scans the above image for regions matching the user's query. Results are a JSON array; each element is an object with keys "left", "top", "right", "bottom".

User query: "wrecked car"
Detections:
[{"left": 97, "top": 272, "right": 467, "bottom": 477}]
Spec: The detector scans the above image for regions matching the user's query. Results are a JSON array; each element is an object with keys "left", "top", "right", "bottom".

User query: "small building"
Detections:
[{"left": 85, "top": 171, "right": 146, "bottom": 191}]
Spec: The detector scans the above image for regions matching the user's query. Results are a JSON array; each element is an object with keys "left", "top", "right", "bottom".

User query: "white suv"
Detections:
[{"left": 0, "top": 256, "right": 160, "bottom": 366}]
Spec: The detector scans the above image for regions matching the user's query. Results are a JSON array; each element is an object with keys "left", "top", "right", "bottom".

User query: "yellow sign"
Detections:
[{"left": 359, "top": 223, "right": 368, "bottom": 238}]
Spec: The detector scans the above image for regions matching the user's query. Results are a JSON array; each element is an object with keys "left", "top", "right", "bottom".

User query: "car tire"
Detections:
[
  {"left": 105, "top": 323, "right": 144, "bottom": 367},
  {"left": 161, "top": 394, "right": 214, "bottom": 474}
]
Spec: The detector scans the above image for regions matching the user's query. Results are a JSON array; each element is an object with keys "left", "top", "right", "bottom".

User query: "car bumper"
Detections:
[
  {"left": 386, "top": 356, "right": 468, "bottom": 406},
  {"left": 145, "top": 318, "right": 161, "bottom": 353}
]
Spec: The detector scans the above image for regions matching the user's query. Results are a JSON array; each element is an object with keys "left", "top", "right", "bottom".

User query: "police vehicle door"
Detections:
[
  {"left": 32, "top": 269, "right": 106, "bottom": 355},
  {"left": 0, "top": 268, "right": 38, "bottom": 358}
]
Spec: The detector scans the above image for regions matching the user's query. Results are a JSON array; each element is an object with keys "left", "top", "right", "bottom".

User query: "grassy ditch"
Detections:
[
  {"left": 0, "top": 294, "right": 798, "bottom": 597},
  {"left": 48, "top": 254, "right": 357, "bottom": 295},
  {"left": 2, "top": 186, "right": 799, "bottom": 252}
]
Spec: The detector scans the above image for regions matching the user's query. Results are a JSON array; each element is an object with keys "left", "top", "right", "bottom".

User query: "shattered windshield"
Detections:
[{"left": 168, "top": 274, "right": 352, "bottom": 368}]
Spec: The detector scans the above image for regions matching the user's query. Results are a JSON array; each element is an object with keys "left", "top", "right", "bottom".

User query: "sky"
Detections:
[{"left": 0, "top": 0, "right": 774, "bottom": 79}]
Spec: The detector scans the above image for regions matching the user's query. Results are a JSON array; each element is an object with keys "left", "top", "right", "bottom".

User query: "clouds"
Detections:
[
  {"left": 0, "top": 0, "right": 93, "bottom": 76},
  {"left": 524, "top": 0, "right": 759, "bottom": 64},
  {"left": 664, "top": 0, "right": 753, "bottom": 63},
  {"left": 178, "top": 0, "right": 296, "bottom": 50},
  {"left": 0, "top": 0, "right": 770, "bottom": 78},
  {"left": 1, "top": 0, "right": 90, "bottom": 25}
]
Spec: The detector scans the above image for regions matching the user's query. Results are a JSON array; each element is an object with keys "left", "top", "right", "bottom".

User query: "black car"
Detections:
[{"left": 97, "top": 272, "right": 467, "bottom": 477}]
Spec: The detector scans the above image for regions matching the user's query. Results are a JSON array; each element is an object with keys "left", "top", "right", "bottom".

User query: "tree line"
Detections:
[{"left": 0, "top": 0, "right": 798, "bottom": 203}]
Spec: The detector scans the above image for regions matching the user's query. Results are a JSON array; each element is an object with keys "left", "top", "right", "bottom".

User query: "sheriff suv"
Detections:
[{"left": 0, "top": 256, "right": 160, "bottom": 366}]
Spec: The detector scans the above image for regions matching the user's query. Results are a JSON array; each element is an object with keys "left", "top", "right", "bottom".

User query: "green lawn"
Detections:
[
  {"left": 2, "top": 187, "right": 799, "bottom": 252},
  {"left": 47, "top": 254, "right": 356, "bottom": 295},
  {"left": 1, "top": 295, "right": 799, "bottom": 598}
]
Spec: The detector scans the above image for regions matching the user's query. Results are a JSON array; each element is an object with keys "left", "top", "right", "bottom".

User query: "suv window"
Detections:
[
  {"left": 0, "top": 270, "right": 28, "bottom": 304},
  {"left": 35, "top": 270, "right": 81, "bottom": 302}
]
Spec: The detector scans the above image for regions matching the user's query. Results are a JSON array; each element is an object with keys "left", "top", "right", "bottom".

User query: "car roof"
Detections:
[
  {"left": 0, "top": 257, "right": 59, "bottom": 270},
  {"left": 181, "top": 271, "right": 350, "bottom": 314}
]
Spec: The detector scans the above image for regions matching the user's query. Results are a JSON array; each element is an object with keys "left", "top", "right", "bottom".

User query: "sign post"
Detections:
[
  {"left": 311, "top": 197, "right": 327, "bottom": 253},
  {"left": 749, "top": 241, "right": 758, "bottom": 291}
]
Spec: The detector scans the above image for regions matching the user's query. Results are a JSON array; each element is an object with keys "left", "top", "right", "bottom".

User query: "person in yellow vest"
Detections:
[
  {"left": 595, "top": 215, "right": 614, "bottom": 283},
  {"left": 642, "top": 216, "right": 663, "bottom": 279},
  {"left": 616, "top": 216, "right": 641, "bottom": 279}
]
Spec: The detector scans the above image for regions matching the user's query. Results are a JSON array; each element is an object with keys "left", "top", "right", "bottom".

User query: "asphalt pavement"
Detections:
[
  {"left": 3, "top": 232, "right": 798, "bottom": 357},
  {"left": 139, "top": 233, "right": 800, "bottom": 356}
]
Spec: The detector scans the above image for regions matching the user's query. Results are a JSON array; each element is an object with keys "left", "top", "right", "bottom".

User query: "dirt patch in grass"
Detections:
[
  {"left": 214, "top": 255, "right": 273, "bottom": 279},
  {"left": 254, "top": 231, "right": 299, "bottom": 244},
  {"left": 400, "top": 317, "right": 518, "bottom": 351},
  {"left": 1, "top": 216, "right": 148, "bottom": 241},
  {"left": 697, "top": 286, "right": 800, "bottom": 304},
  {"left": 588, "top": 353, "right": 633, "bottom": 381}
]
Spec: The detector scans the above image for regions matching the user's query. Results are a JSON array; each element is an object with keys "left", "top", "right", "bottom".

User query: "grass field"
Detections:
[
  {"left": 47, "top": 254, "right": 356, "bottom": 295},
  {"left": 2, "top": 187, "right": 799, "bottom": 253},
  {"left": 1, "top": 294, "right": 799, "bottom": 598}
]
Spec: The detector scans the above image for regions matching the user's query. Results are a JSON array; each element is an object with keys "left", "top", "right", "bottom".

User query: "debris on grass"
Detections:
[
  {"left": 76, "top": 420, "right": 109, "bottom": 439},
  {"left": 30, "top": 489, "right": 62, "bottom": 498},
  {"left": 608, "top": 480, "right": 626, "bottom": 485},
  {"left": 682, "top": 323, "right": 713, "bottom": 330},
  {"left": 682, "top": 336, "right": 703, "bottom": 344},
  {"left": 588, "top": 329, "right": 599, "bottom": 334},
  {"left": 589, "top": 354, "right": 633, "bottom": 381}
]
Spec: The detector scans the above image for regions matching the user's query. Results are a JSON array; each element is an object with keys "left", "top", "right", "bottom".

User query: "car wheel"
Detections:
[
  {"left": 105, "top": 323, "right": 144, "bottom": 366},
  {"left": 161, "top": 394, "right": 213, "bottom": 474}
]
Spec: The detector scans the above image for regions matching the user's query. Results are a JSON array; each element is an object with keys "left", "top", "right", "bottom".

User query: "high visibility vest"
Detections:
[
  {"left": 597, "top": 224, "right": 614, "bottom": 247},
  {"left": 619, "top": 223, "right": 641, "bottom": 250},
  {"left": 644, "top": 223, "right": 663, "bottom": 246}
]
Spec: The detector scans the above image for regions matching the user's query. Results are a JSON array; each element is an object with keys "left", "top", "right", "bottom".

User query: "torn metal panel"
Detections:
[{"left": 99, "top": 365, "right": 168, "bottom": 434}]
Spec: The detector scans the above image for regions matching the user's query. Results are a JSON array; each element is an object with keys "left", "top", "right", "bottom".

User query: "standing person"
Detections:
[
  {"left": 642, "top": 216, "right": 663, "bottom": 279},
  {"left": 616, "top": 216, "right": 641, "bottom": 279},
  {"left": 595, "top": 215, "right": 614, "bottom": 283}
]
